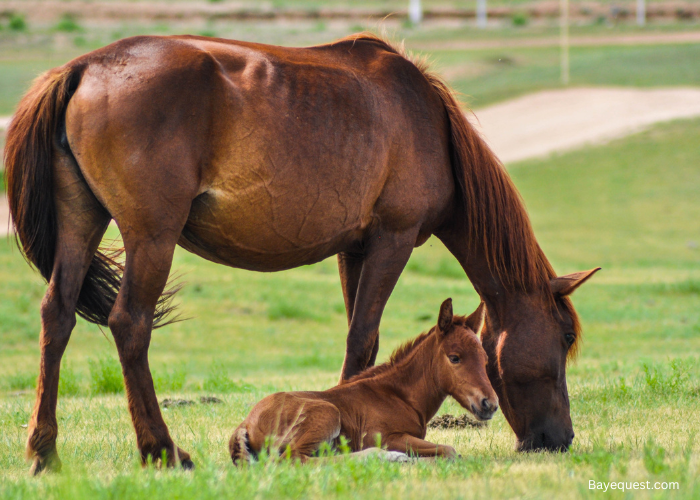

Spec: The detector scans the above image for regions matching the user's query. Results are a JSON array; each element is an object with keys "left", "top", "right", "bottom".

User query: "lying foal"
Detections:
[{"left": 230, "top": 299, "right": 498, "bottom": 463}]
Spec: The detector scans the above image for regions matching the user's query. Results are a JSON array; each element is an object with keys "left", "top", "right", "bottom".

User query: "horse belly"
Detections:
[{"left": 180, "top": 175, "right": 371, "bottom": 271}]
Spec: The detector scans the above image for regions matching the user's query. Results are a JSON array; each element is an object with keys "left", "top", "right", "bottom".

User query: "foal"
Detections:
[{"left": 230, "top": 299, "right": 498, "bottom": 463}]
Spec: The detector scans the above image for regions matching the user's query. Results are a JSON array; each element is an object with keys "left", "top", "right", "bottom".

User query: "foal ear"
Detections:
[
  {"left": 550, "top": 267, "right": 601, "bottom": 297},
  {"left": 463, "top": 301, "right": 486, "bottom": 334},
  {"left": 437, "top": 298, "right": 453, "bottom": 333}
]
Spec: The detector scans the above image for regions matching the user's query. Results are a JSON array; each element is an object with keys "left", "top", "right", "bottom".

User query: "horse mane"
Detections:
[
  {"left": 330, "top": 33, "right": 582, "bottom": 359},
  {"left": 331, "top": 33, "right": 554, "bottom": 290}
]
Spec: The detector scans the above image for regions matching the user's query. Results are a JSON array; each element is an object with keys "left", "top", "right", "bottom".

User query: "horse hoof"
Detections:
[
  {"left": 181, "top": 458, "right": 195, "bottom": 470},
  {"left": 29, "top": 453, "right": 62, "bottom": 475}
]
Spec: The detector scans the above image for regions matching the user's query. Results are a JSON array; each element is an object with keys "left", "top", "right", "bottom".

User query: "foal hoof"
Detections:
[
  {"left": 382, "top": 451, "right": 411, "bottom": 463},
  {"left": 356, "top": 448, "right": 410, "bottom": 463}
]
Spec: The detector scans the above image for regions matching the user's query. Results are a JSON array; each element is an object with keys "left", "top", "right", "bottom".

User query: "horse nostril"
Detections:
[{"left": 481, "top": 398, "right": 491, "bottom": 411}]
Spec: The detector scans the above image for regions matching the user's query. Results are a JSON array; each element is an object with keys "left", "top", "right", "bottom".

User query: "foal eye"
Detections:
[
  {"left": 448, "top": 355, "right": 460, "bottom": 364},
  {"left": 565, "top": 334, "right": 575, "bottom": 347}
]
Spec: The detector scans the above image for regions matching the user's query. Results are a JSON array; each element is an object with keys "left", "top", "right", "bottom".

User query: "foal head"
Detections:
[{"left": 433, "top": 299, "right": 498, "bottom": 421}]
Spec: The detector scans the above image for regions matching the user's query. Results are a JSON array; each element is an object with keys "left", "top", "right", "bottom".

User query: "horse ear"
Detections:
[
  {"left": 463, "top": 301, "right": 486, "bottom": 334},
  {"left": 550, "top": 267, "right": 601, "bottom": 297},
  {"left": 437, "top": 298, "right": 453, "bottom": 333}
]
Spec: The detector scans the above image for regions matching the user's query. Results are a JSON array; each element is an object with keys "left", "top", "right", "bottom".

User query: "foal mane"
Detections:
[
  {"left": 347, "top": 315, "right": 475, "bottom": 383},
  {"left": 330, "top": 33, "right": 582, "bottom": 358},
  {"left": 346, "top": 328, "right": 436, "bottom": 383}
]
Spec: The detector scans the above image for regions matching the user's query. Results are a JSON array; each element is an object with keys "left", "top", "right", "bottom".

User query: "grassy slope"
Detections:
[{"left": 0, "top": 112, "right": 699, "bottom": 497}]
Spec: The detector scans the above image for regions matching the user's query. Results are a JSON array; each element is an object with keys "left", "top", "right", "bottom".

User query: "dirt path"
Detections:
[
  {"left": 467, "top": 86, "right": 700, "bottom": 164},
  {"left": 2, "top": 86, "right": 700, "bottom": 236}
]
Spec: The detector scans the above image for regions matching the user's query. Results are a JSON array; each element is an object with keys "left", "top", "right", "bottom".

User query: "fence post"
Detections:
[
  {"left": 477, "top": 0, "right": 487, "bottom": 28},
  {"left": 637, "top": 0, "right": 646, "bottom": 26},
  {"left": 560, "top": 0, "right": 570, "bottom": 84},
  {"left": 409, "top": 0, "right": 423, "bottom": 24}
]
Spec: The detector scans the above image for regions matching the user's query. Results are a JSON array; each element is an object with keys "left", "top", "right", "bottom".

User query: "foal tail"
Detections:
[
  {"left": 424, "top": 74, "right": 554, "bottom": 291},
  {"left": 230, "top": 425, "right": 254, "bottom": 466},
  {"left": 4, "top": 65, "right": 177, "bottom": 327}
]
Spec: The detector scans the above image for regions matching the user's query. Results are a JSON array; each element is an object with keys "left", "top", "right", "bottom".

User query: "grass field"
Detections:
[{"left": 1, "top": 112, "right": 699, "bottom": 497}]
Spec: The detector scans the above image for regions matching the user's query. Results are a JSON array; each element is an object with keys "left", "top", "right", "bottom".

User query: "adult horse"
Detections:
[{"left": 5, "top": 33, "right": 599, "bottom": 473}]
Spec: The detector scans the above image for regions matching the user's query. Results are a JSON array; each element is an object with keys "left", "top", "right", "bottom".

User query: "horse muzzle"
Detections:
[{"left": 517, "top": 428, "right": 575, "bottom": 452}]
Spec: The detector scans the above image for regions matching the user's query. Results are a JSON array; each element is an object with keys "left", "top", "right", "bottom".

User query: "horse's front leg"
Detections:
[{"left": 338, "top": 230, "right": 418, "bottom": 382}]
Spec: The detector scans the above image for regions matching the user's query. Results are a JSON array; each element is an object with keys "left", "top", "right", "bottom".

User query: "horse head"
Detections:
[{"left": 480, "top": 268, "right": 601, "bottom": 452}]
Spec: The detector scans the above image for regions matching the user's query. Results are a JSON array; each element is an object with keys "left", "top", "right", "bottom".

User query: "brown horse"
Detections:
[
  {"left": 5, "top": 33, "right": 598, "bottom": 472},
  {"left": 230, "top": 299, "right": 498, "bottom": 463}
]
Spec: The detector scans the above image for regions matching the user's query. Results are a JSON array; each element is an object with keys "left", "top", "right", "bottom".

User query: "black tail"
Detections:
[{"left": 4, "top": 65, "right": 178, "bottom": 327}]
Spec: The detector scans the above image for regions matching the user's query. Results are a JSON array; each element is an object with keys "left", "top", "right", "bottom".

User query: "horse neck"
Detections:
[
  {"left": 450, "top": 242, "right": 547, "bottom": 333},
  {"left": 375, "top": 334, "right": 446, "bottom": 422}
]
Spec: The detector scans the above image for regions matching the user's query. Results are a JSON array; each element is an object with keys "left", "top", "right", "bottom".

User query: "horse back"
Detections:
[{"left": 64, "top": 35, "right": 455, "bottom": 269}]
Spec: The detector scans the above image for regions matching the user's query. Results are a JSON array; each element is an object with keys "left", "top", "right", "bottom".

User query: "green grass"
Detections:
[{"left": 1, "top": 109, "right": 699, "bottom": 496}]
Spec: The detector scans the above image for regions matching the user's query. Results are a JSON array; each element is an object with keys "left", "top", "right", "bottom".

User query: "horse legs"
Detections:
[
  {"left": 108, "top": 228, "right": 192, "bottom": 468},
  {"left": 337, "top": 252, "right": 379, "bottom": 367},
  {"left": 339, "top": 230, "right": 417, "bottom": 381},
  {"left": 337, "top": 252, "right": 362, "bottom": 325},
  {"left": 27, "top": 151, "right": 110, "bottom": 474}
]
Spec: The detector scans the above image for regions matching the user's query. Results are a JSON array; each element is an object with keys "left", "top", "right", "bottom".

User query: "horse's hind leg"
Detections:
[
  {"left": 107, "top": 207, "right": 193, "bottom": 468},
  {"left": 27, "top": 149, "right": 110, "bottom": 474}
]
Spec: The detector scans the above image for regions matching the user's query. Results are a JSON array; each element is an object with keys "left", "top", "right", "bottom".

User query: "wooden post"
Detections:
[
  {"left": 477, "top": 0, "right": 487, "bottom": 28},
  {"left": 637, "top": 0, "right": 646, "bottom": 26},
  {"left": 409, "top": 0, "right": 423, "bottom": 25},
  {"left": 560, "top": 0, "right": 569, "bottom": 85}
]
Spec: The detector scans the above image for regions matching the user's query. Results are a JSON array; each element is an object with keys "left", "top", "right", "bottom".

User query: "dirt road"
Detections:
[
  {"left": 467, "top": 86, "right": 700, "bottom": 164},
  {"left": 2, "top": 86, "right": 700, "bottom": 236}
]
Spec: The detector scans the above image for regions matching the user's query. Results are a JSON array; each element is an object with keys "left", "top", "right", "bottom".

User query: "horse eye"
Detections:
[
  {"left": 448, "top": 355, "right": 460, "bottom": 364},
  {"left": 565, "top": 334, "right": 575, "bottom": 347}
]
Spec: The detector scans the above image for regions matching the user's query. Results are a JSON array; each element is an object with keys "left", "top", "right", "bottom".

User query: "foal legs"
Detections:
[
  {"left": 338, "top": 230, "right": 418, "bottom": 381},
  {"left": 234, "top": 395, "right": 341, "bottom": 464},
  {"left": 383, "top": 434, "right": 459, "bottom": 459},
  {"left": 26, "top": 151, "right": 110, "bottom": 474}
]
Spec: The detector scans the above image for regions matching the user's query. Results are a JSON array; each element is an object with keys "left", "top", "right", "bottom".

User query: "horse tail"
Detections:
[
  {"left": 4, "top": 64, "right": 178, "bottom": 327},
  {"left": 230, "top": 425, "right": 254, "bottom": 465},
  {"left": 423, "top": 73, "right": 554, "bottom": 291}
]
